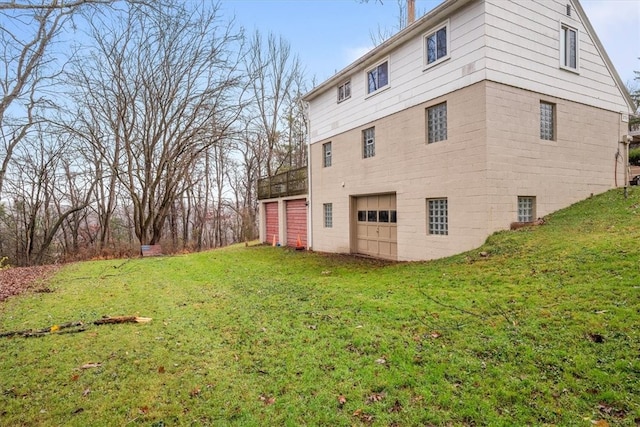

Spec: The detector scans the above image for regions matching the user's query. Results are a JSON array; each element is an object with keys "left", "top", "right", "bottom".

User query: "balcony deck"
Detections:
[{"left": 257, "top": 166, "right": 308, "bottom": 200}]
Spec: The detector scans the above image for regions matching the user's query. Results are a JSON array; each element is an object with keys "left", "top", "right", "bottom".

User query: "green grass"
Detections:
[{"left": 1, "top": 189, "right": 639, "bottom": 426}]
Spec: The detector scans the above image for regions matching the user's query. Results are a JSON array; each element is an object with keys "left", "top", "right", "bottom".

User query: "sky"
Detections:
[{"left": 219, "top": 0, "right": 640, "bottom": 90}]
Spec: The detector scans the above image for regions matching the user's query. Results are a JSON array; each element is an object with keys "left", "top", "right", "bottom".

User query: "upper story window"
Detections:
[
  {"left": 338, "top": 80, "right": 351, "bottom": 103},
  {"left": 424, "top": 20, "right": 450, "bottom": 69},
  {"left": 323, "top": 142, "right": 332, "bottom": 167},
  {"left": 427, "top": 102, "right": 447, "bottom": 143},
  {"left": 540, "top": 101, "right": 555, "bottom": 141},
  {"left": 560, "top": 23, "right": 578, "bottom": 71},
  {"left": 363, "top": 127, "right": 375, "bottom": 158},
  {"left": 366, "top": 60, "right": 388, "bottom": 95}
]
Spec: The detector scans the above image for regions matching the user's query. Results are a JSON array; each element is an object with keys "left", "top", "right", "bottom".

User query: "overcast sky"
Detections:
[{"left": 220, "top": 0, "right": 640, "bottom": 89}]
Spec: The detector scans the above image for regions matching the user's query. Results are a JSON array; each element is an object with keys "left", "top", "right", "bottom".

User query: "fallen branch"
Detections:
[
  {"left": 94, "top": 316, "right": 152, "bottom": 325},
  {"left": 0, "top": 316, "right": 151, "bottom": 338}
]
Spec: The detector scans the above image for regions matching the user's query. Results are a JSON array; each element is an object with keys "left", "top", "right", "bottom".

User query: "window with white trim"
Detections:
[
  {"left": 323, "top": 142, "right": 332, "bottom": 167},
  {"left": 363, "top": 127, "right": 375, "bottom": 158},
  {"left": 560, "top": 24, "right": 578, "bottom": 70},
  {"left": 540, "top": 101, "right": 555, "bottom": 141},
  {"left": 366, "top": 61, "right": 388, "bottom": 94},
  {"left": 518, "top": 196, "right": 535, "bottom": 223},
  {"left": 424, "top": 21, "right": 449, "bottom": 68},
  {"left": 338, "top": 80, "right": 351, "bottom": 102},
  {"left": 323, "top": 203, "right": 333, "bottom": 228},
  {"left": 427, "top": 198, "right": 448, "bottom": 235},
  {"left": 427, "top": 102, "right": 447, "bottom": 143}
]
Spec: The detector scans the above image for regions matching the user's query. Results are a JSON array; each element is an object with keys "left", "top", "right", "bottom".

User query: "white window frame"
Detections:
[
  {"left": 517, "top": 196, "right": 536, "bottom": 223},
  {"left": 423, "top": 20, "right": 450, "bottom": 70},
  {"left": 427, "top": 198, "right": 448, "bottom": 236},
  {"left": 365, "top": 58, "right": 389, "bottom": 96},
  {"left": 323, "top": 203, "right": 333, "bottom": 228},
  {"left": 337, "top": 80, "right": 351, "bottom": 103},
  {"left": 363, "top": 127, "right": 375, "bottom": 158},
  {"left": 323, "top": 142, "right": 332, "bottom": 167},
  {"left": 559, "top": 23, "right": 579, "bottom": 73},
  {"left": 427, "top": 102, "right": 447, "bottom": 143}
]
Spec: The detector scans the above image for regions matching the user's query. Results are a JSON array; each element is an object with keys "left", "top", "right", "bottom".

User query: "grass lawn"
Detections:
[{"left": 1, "top": 189, "right": 639, "bottom": 426}]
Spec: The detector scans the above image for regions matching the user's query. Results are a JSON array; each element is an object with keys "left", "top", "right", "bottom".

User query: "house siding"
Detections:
[
  {"left": 311, "top": 82, "right": 488, "bottom": 261},
  {"left": 484, "top": 0, "right": 629, "bottom": 113},
  {"left": 308, "top": 0, "right": 487, "bottom": 145},
  {"left": 311, "top": 80, "right": 627, "bottom": 261},
  {"left": 484, "top": 81, "right": 627, "bottom": 232}
]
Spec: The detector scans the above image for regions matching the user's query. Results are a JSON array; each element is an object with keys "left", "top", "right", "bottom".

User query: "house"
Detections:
[{"left": 294, "top": 0, "right": 635, "bottom": 261}]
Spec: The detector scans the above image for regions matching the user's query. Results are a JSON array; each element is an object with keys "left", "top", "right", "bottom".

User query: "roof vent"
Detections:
[{"left": 566, "top": 4, "right": 571, "bottom": 16}]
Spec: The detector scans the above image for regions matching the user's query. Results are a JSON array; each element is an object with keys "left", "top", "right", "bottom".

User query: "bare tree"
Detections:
[
  {"left": 0, "top": 4, "right": 65, "bottom": 197},
  {"left": 68, "top": 2, "right": 245, "bottom": 248},
  {"left": 0, "top": 0, "right": 161, "bottom": 198},
  {"left": 0, "top": 125, "right": 96, "bottom": 265},
  {"left": 245, "top": 31, "right": 304, "bottom": 177}
]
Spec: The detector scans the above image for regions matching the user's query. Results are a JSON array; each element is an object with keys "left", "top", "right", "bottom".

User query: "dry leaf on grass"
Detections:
[
  {"left": 0, "top": 265, "right": 59, "bottom": 302},
  {"left": 366, "top": 392, "right": 386, "bottom": 403},
  {"left": 259, "top": 394, "right": 275, "bottom": 405}
]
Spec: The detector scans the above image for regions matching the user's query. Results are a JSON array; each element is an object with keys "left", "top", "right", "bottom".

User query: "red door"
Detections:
[
  {"left": 265, "top": 202, "right": 279, "bottom": 244},
  {"left": 286, "top": 199, "right": 307, "bottom": 248}
]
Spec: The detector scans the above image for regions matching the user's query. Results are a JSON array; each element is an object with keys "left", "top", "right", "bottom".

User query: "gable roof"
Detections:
[
  {"left": 303, "top": 0, "right": 474, "bottom": 102},
  {"left": 304, "top": 0, "right": 635, "bottom": 113},
  {"left": 570, "top": 0, "right": 635, "bottom": 112}
]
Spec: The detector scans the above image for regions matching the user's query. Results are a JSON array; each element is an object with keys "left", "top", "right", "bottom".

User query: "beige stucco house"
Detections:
[{"left": 299, "top": 0, "right": 635, "bottom": 261}]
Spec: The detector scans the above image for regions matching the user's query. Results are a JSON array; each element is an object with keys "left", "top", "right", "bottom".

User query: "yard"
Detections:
[{"left": 1, "top": 189, "right": 639, "bottom": 426}]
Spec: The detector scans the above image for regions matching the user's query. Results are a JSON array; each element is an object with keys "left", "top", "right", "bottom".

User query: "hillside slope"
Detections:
[{"left": 1, "top": 189, "right": 639, "bottom": 426}]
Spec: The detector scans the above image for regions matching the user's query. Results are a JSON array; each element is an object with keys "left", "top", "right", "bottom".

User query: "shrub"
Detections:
[{"left": 630, "top": 147, "right": 640, "bottom": 166}]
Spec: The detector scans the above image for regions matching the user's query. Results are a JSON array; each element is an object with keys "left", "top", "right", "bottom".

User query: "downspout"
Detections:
[
  {"left": 623, "top": 134, "right": 632, "bottom": 199},
  {"left": 306, "top": 101, "right": 313, "bottom": 250}
]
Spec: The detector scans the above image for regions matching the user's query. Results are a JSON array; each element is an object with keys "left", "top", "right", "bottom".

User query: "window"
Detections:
[
  {"left": 518, "top": 197, "right": 535, "bottom": 222},
  {"left": 338, "top": 80, "right": 351, "bottom": 102},
  {"left": 366, "top": 60, "right": 388, "bottom": 94},
  {"left": 323, "top": 203, "right": 333, "bottom": 228},
  {"left": 357, "top": 210, "right": 397, "bottom": 223},
  {"left": 560, "top": 24, "right": 578, "bottom": 70},
  {"left": 427, "top": 198, "right": 448, "bottom": 235},
  {"left": 323, "top": 142, "right": 332, "bottom": 167},
  {"left": 427, "top": 102, "right": 447, "bottom": 143},
  {"left": 363, "top": 127, "right": 375, "bottom": 158},
  {"left": 540, "top": 101, "right": 555, "bottom": 140},
  {"left": 424, "top": 21, "right": 449, "bottom": 67}
]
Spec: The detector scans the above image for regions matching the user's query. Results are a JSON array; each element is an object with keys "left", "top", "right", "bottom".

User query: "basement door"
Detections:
[
  {"left": 265, "top": 202, "right": 279, "bottom": 245},
  {"left": 354, "top": 194, "right": 397, "bottom": 260},
  {"left": 285, "top": 199, "right": 307, "bottom": 248}
]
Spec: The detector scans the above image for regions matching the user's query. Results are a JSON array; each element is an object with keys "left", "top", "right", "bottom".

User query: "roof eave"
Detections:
[
  {"left": 571, "top": 0, "right": 636, "bottom": 113},
  {"left": 303, "top": 0, "right": 475, "bottom": 102}
]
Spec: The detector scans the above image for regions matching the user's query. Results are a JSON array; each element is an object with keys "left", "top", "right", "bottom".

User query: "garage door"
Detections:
[
  {"left": 354, "top": 194, "right": 397, "bottom": 260},
  {"left": 265, "top": 202, "right": 279, "bottom": 245},
  {"left": 286, "top": 199, "right": 307, "bottom": 248}
]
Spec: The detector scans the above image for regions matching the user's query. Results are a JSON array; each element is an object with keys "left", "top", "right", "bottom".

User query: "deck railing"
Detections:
[{"left": 257, "top": 166, "right": 308, "bottom": 200}]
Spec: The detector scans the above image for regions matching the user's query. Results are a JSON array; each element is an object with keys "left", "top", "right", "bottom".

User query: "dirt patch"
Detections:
[{"left": 0, "top": 265, "right": 60, "bottom": 302}]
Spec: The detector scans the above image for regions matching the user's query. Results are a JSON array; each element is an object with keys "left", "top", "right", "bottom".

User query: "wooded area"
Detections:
[{"left": 0, "top": 0, "right": 307, "bottom": 266}]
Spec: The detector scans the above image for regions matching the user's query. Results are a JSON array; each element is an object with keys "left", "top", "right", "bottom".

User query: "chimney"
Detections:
[{"left": 407, "top": 0, "right": 416, "bottom": 25}]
